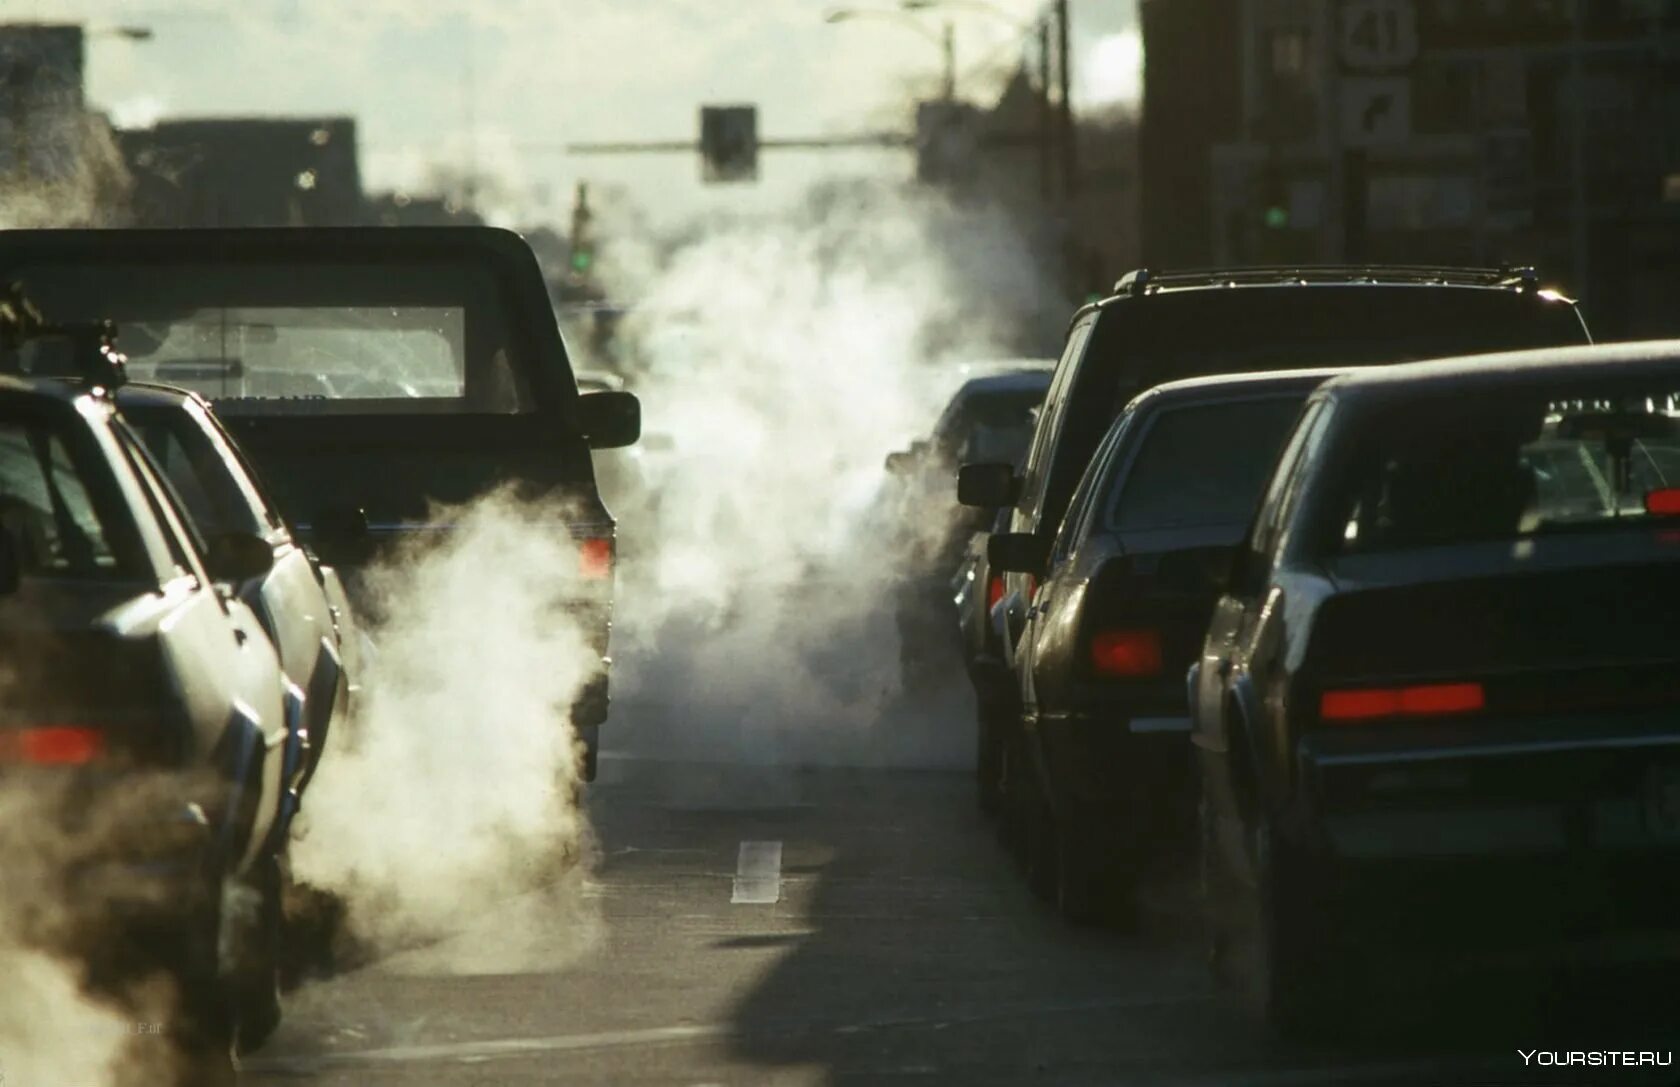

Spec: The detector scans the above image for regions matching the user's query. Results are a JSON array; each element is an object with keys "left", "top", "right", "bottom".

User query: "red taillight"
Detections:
[
  {"left": 1320, "top": 682, "right": 1485, "bottom": 723},
  {"left": 1646, "top": 487, "right": 1680, "bottom": 516},
  {"left": 578, "top": 536, "right": 613, "bottom": 579},
  {"left": 986, "top": 574, "right": 1004, "bottom": 611},
  {"left": 0, "top": 727, "right": 106, "bottom": 765},
  {"left": 1089, "top": 629, "right": 1163, "bottom": 677}
]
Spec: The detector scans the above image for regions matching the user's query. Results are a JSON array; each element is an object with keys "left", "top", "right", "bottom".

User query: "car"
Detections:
[
  {"left": 0, "top": 343, "right": 293, "bottom": 1068},
  {"left": 1190, "top": 342, "right": 1680, "bottom": 1038},
  {"left": 115, "top": 382, "right": 362, "bottom": 801},
  {"left": 883, "top": 366, "right": 1051, "bottom": 693},
  {"left": 0, "top": 227, "right": 641, "bottom": 781},
  {"left": 957, "top": 266, "right": 1593, "bottom": 836},
  {"left": 992, "top": 368, "right": 1346, "bottom": 923}
]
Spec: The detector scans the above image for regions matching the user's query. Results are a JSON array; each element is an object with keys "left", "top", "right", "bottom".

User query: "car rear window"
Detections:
[
  {"left": 1106, "top": 395, "right": 1307, "bottom": 532},
  {"left": 7, "top": 260, "right": 533, "bottom": 415},
  {"left": 1325, "top": 385, "right": 1680, "bottom": 554},
  {"left": 0, "top": 415, "right": 129, "bottom": 579},
  {"left": 945, "top": 387, "right": 1047, "bottom": 466}
]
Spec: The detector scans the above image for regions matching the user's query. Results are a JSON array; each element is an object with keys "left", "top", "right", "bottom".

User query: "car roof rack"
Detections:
[
  {"left": 0, "top": 282, "right": 128, "bottom": 389},
  {"left": 1113, "top": 264, "right": 1543, "bottom": 296}
]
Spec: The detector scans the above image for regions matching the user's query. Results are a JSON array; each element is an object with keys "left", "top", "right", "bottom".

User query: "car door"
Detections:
[
  {"left": 999, "top": 319, "right": 1092, "bottom": 661},
  {"left": 1020, "top": 406, "right": 1134, "bottom": 717},
  {"left": 110, "top": 421, "right": 289, "bottom": 873}
]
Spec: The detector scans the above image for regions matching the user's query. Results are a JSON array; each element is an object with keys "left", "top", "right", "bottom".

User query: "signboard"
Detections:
[
  {"left": 1340, "top": 77, "right": 1411, "bottom": 147},
  {"left": 1339, "top": 0, "right": 1418, "bottom": 72}
]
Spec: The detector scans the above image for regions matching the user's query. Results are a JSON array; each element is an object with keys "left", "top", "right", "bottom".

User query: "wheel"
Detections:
[
  {"left": 1054, "top": 817, "right": 1138, "bottom": 929},
  {"left": 1199, "top": 780, "right": 1234, "bottom": 984},
  {"left": 975, "top": 706, "right": 1002, "bottom": 816},
  {"left": 229, "top": 852, "right": 285, "bottom": 1053},
  {"left": 1020, "top": 759, "right": 1059, "bottom": 903},
  {"left": 577, "top": 725, "right": 600, "bottom": 784},
  {"left": 170, "top": 869, "right": 239, "bottom": 1084},
  {"left": 1251, "top": 824, "right": 1345, "bottom": 1040}
]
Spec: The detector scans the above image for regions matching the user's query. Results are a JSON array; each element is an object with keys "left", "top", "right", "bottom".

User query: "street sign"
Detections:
[
  {"left": 1339, "top": 77, "right": 1411, "bottom": 147},
  {"left": 699, "top": 105, "right": 758, "bottom": 183},
  {"left": 1339, "top": 0, "right": 1418, "bottom": 72}
]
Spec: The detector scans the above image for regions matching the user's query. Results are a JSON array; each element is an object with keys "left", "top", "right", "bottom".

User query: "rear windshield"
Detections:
[
  {"left": 1107, "top": 395, "right": 1307, "bottom": 532},
  {"left": 6, "top": 261, "right": 533, "bottom": 415},
  {"left": 0, "top": 412, "right": 133, "bottom": 580},
  {"left": 1321, "top": 386, "right": 1680, "bottom": 555},
  {"left": 1044, "top": 286, "right": 1586, "bottom": 535},
  {"left": 939, "top": 384, "right": 1049, "bottom": 466}
]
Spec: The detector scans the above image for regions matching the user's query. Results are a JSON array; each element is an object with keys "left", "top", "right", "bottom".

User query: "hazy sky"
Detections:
[{"left": 3, "top": 0, "right": 1138, "bottom": 228}]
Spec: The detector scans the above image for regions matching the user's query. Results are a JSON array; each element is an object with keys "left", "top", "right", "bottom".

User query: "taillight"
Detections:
[
  {"left": 578, "top": 536, "right": 614, "bottom": 580},
  {"left": 1647, "top": 487, "right": 1680, "bottom": 516},
  {"left": 986, "top": 574, "right": 1004, "bottom": 611},
  {"left": 1089, "top": 629, "right": 1163, "bottom": 677},
  {"left": 1319, "top": 682, "right": 1485, "bottom": 723},
  {"left": 0, "top": 727, "right": 106, "bottom": 765}
]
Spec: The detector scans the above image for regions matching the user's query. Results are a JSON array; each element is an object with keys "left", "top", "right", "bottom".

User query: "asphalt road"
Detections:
[{"left": 239, "top": 745, "right": 1679, "bottom": 1087}]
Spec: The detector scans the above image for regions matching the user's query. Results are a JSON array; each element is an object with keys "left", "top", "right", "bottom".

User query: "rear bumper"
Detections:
[
  {"left": 1279, "top": 717, "right": 1680, "bottom": 946},
  {"left": 1034, "top": 709, "right": 1196, "bottom": 839}
]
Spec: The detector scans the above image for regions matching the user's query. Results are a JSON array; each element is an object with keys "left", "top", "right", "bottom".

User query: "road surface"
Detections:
[{"left": 241, "top": 746, "right": 1677, "bottom": 1086}]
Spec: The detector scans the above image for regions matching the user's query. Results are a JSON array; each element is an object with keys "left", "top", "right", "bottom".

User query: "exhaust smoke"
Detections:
[{"left": 289, "top": 488, "right": 602, "bottom": 972}]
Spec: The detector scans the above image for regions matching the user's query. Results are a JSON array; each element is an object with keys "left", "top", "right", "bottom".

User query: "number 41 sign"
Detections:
[{"left": 1339, "top": 0, "right": 1418, "bottom": 72}]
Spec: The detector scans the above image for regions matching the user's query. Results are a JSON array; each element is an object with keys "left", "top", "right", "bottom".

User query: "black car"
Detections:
[
  {"left": 1191, "top": 342, "right": 1680, "bottom": 1036},
  {"left": 0, "top": 227, "right": 640, "bottom": 780},
  {"left": 117, "top": 382, "right": 363, "bottom": 800},
  {"left": 884, "top": 367, "right": 1051, "bottom": 691},
  {"left": 958, "top": 266, "right": 1592, "bottom": 827},
  {"left": 993, "top": 369, "right": 1344, "bottom": 923},
  {"left": 0, "top": 367, "right": 292, "bottom": 1069}
]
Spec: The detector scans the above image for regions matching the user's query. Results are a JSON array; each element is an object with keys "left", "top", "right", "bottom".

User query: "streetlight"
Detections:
[{"left": 825, "top": 7, "right": 956, "bottom": 101}]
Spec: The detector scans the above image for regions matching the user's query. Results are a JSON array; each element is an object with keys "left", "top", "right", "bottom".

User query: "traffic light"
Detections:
[{"left": 700, "top": 105, "right": 758, "bottom": 183}]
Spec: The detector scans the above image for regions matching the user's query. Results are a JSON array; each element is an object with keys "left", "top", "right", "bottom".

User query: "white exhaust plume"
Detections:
[
  {"left": 599, "top": 181, "right": 1046, "bottom": 768},
  {"left": 290, "top": 488, "right": 601, "bottom": 969},
  {"left": 0, "top": 769, "right": 207, "bottom": 1087}
]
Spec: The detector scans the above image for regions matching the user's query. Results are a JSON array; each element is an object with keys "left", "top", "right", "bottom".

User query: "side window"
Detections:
[
  {"left": 1019, "top": 318, "right": 1092, "bottom": 520},
  {"left": 111, "top": 427, "right": 204, "bottom": 584},
  {"left": 1052, "top": 407, "right": 1132, "bottom": 565},
  {"left": 1247, "top": 399, "right": 1331, "bottom": 571}
]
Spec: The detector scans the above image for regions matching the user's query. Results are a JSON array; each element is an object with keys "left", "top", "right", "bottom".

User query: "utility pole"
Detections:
[
  {"left": 1038, "top": 17, "right": 1053, "bottom": 199},
  {"left": 940, "top": 20, "right": 956, "bottom": 100},
  {"left": 1055, "top": 0, "right": 1077, "bottom": 198},
  {"left": 1569, "top": 0, "right": 1589, "bottom": 306}
]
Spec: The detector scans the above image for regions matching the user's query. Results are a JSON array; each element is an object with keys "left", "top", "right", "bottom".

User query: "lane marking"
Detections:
[
  {"left": 730, "top": 840, "right": 782, "bottom": 904},
  {"left": 245, "top": 993, "right": 1211, "bottom": 1074}
]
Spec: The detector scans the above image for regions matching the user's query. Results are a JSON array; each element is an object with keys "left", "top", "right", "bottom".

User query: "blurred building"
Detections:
[
  {"left": 0, "top": 23, "right": 84, "bottom": 187},
  {"left": 1142, "top": 0, "right": 1680, "bottom": 338},
  {"left": 119, "top": 117, "right": 363, "bottom": 227}
]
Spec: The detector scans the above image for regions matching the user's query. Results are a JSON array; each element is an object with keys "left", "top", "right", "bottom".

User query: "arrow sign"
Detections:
[{"left": 1340, "top": 77, "right": 1410, "bottom": 147}]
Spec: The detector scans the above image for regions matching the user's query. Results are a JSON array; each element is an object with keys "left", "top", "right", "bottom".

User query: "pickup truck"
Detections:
[{"left": 0, "top": 227, "right": 640, "bottom": 779}]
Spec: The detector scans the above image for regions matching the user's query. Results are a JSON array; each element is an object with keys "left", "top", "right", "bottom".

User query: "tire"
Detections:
[
  {"left": 230, "top": 852, "right": 285, "bottom": 1053},
  {"left": 171, "top": 869, "right": 239, "bottom": 1086},
  {"left": 1252, "top": 824, "right": 1344, "bottom": 1040},
  {"left": 975, "top": 706, "right": 1002, "bottom": 816},
  {"left": 578, "top": 725, "right": 600, "bottom": 784},
  {"left": 1199, "top": 780, "right": 1234, "bottom": 984},
  {"left": 1051, "top": 799, "right": 1138, "bottom": 929}
]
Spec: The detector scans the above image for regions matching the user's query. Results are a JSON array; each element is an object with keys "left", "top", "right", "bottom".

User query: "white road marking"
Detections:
[{"left": 730, "top": 840, "right": 782, "bottom": 904}]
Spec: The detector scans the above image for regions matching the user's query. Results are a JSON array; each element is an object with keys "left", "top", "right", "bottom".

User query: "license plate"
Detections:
[{"left": 1640, "top": 765, "right": 1680, "bottom": 842}]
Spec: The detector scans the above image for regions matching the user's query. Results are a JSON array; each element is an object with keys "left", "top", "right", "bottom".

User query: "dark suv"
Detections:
[{"left": 958, "top": 266, "right": 1592, "bottom": 833}]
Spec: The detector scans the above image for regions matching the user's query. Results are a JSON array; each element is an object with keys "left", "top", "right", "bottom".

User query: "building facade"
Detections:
[{"left": 1144, "top": 0, "right": 1680, "bottom": 337}]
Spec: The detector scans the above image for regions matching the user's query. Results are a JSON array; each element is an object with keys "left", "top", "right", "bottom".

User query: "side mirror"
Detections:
[
  {"left": 204, "top": 531, "right": 274, "bottom": 584},
  {"left": 579, "top": 390, "right": 642, "bottom": 450},
  {"left": 884, "top": 450, "right": 914, "bottom": 475},
  {"left": 987, "top": 532, "right": 1050, "bottom": 577},
  {"left": 957, "top": 462, "right": 1018, "bottom": 508},
  {"left": 0, "top": 530, "right": 19, "bottom": 595}
]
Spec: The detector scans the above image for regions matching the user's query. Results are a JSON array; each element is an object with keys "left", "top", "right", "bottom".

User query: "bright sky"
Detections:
[{"left": 2, "top": 0, "right": 1138, "bottom": 228}]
